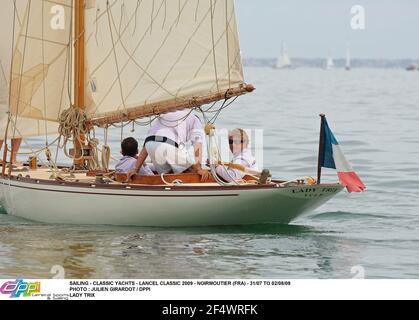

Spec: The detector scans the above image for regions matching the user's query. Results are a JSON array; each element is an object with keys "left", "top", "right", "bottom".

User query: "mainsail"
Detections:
[
  {"left": 84, "top": 0, "right": 246, "bottom": 125},
  {"left": 0, "top": 0, "right": 72, "bottom": 138},
  {"left": 1, "top": 0, "right": 249, "bottom": 137}
]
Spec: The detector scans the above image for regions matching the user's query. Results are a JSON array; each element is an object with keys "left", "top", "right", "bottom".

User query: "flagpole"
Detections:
[{"left": 317, "top": 114, "right": 326, "bottom": 184}]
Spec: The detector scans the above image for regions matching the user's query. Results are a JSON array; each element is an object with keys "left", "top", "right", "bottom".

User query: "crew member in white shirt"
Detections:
[
  {"left": 215, "top": 128, "right": 258, "bottom": 182},
  {"left": 132, "top": 109, "right": 210, "bottom": 181}
]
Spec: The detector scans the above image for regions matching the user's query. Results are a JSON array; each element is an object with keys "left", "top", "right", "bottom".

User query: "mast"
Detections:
[
  {"left": 345, "top": 46, "right": 351, "bottom": 71},
  {"left": 74, "top": 0, "right": 86, "bottom": 166},
  {"left": 317, "top": 114, "right": 326, "bottom": 184}
]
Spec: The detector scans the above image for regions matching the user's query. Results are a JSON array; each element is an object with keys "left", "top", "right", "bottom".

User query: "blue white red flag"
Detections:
[{"left": 320, "top": 117, "right": 366, "bottom": 193}]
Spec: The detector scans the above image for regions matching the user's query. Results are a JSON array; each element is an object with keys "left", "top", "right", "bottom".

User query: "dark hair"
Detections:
[{"left": 121, "top": 137, "right": 138, "bottom": 157}]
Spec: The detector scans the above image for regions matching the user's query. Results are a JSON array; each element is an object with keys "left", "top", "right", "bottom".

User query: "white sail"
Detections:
[
  {"left": 84, "top": 0, "right": 244, "bottom": 120},
  {"left": 0, "top": 0, "right": 21, "bottom": 136},
  {"left": 325, "top": 50, "right": 334, "bottom": 70},
  {"left": 0, "top": 1, "right": 25, "bottom": 85},
  {"left": 10, "top": 0, "right": 72, "bottom": 121},
  {"left": 275, "top": 41, "right": 292, "bottom": 69},
  {"left": 0, "top": 0, "right": 71, "bottom": 138}
]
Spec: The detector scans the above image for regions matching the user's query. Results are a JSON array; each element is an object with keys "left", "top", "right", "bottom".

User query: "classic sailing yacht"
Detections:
[
  {"left": 0, "top": 0, "right": 345, "bottom": 227},
  {"left": 275, "top": 41, "right": 293, "bottom": 69}
]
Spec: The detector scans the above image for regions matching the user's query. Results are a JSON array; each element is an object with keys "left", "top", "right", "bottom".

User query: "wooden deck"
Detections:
[{"left": 1, "top": 165, "right": 258, "bottom": 187}]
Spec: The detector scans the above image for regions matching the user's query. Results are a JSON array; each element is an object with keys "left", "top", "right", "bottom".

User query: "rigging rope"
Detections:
[
  {"left": 88, "top": 137, "right": 100, "bottom": 170},
  {"left": 106, "top": 1, "right": 127, "bottom": 113},
  {"left": 225, "top": 0, "right": 231, "bottom": 88},
  {"left": 210, "top": 0, "right": 219, "bottom": 93},
  {"left": 12, "top": 0, "right": 32, "bottom": 140},
  {"left": 101, "top": 145, "right": 111, "bottom": 171},
  {"left": 200, "top": 110, "right": 241, "bottom": 186},
  {"left": 58, "top": 106, "right": 88, "bottom": 161}
]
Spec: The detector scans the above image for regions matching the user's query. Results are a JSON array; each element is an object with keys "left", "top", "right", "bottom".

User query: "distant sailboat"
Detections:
[
  {"left": 345, "top": 46, "right": 351, "bottom": 71},
  {"left": 275, "top": 42, "right": 293, "bottom": 69},
  {"left": 406, "top": 63, "right": 418, "bottom": 71},
  {"left": 325, "top": 50, "right": 334, "bottom": 70}
]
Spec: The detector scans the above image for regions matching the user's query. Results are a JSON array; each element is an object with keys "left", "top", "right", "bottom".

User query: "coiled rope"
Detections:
[{"left": 58, "top": 106, "right": 88, "bottom": 161}]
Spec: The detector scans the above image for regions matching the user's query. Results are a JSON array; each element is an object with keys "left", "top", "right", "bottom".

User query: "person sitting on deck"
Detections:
[
  {"left": 215, "top": 128, "right": 258, "bottom": 182},
  {"left": 115, "top": 137, "right": 154, "bottom": 175}
]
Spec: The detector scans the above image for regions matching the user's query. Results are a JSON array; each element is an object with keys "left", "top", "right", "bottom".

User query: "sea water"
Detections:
[{"left": 0, "top": 67, "right": 418, "bottom": 279}]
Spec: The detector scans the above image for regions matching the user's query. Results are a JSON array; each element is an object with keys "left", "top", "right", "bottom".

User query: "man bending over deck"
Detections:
[{"left": 131, "top": 109, "right": 210, "bottom": 181}]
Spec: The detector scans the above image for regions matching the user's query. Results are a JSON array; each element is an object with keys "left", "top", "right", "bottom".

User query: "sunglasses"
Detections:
[{"left": 229, "top": 138, "right": 244, "bottom": 145}]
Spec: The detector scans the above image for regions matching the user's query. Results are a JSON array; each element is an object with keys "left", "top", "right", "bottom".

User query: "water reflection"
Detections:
[
  {"left": 61, "top": 244, "right": 96, "bottom": 279},
  {"left": 0, "top": 212, "right": 359, "bottom": 279}
]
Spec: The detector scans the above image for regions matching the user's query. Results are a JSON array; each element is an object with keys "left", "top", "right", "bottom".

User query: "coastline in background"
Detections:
[{"left": 244, "top": 57, "right": 419, "bottom": 69}]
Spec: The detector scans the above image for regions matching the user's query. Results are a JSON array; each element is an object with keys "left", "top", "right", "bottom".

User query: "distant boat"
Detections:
[
  {"left": 406, "top": 63, "right": 418, "bottom": 71},
  {"left": 275, "top": 42, "right": 293, "bottom": 69},
  {"left": 345, "top": 46, "right": 351, "bottom": 71},
  {"left": 325, "top": 50, "right": 334, "bottom": 70}
]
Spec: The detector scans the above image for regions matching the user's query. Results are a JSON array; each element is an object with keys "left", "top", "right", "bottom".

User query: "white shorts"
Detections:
[{"left": 145, "top": 141, "right": 196, "bottom": 174}]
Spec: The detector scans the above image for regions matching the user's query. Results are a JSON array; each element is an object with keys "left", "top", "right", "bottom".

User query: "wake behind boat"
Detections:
[{"left": 0, "top": 0, "right": 363, "bottom": 227}]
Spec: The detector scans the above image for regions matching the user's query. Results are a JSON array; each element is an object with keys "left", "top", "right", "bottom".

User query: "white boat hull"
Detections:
[{"left": 0, "top": 177, "right": 343, "bottom": 227}]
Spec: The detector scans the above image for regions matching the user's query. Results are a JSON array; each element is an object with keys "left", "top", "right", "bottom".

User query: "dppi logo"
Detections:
[{"left": 0, "top": 280, "right": 41, "bottom": 298}]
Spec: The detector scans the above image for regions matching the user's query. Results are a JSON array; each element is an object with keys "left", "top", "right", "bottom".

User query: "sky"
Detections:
[{"left": 235, "top": 0, "right": 419, "bottom": 59}]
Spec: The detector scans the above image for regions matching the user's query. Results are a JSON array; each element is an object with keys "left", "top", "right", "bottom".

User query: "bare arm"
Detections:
[
  {"left": 188, "top": 142, "right": 203, "bottom": 173},
  {"left": 133, "top": 147, "right": 148, "bottom": 173},
  {"left": 190, "top": 142, "right": 211, "bottom": 181}
]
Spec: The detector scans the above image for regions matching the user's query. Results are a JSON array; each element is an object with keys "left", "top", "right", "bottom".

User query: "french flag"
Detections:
[{"left": 320, "top": 116, "right": 366, "bottom": 193}]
